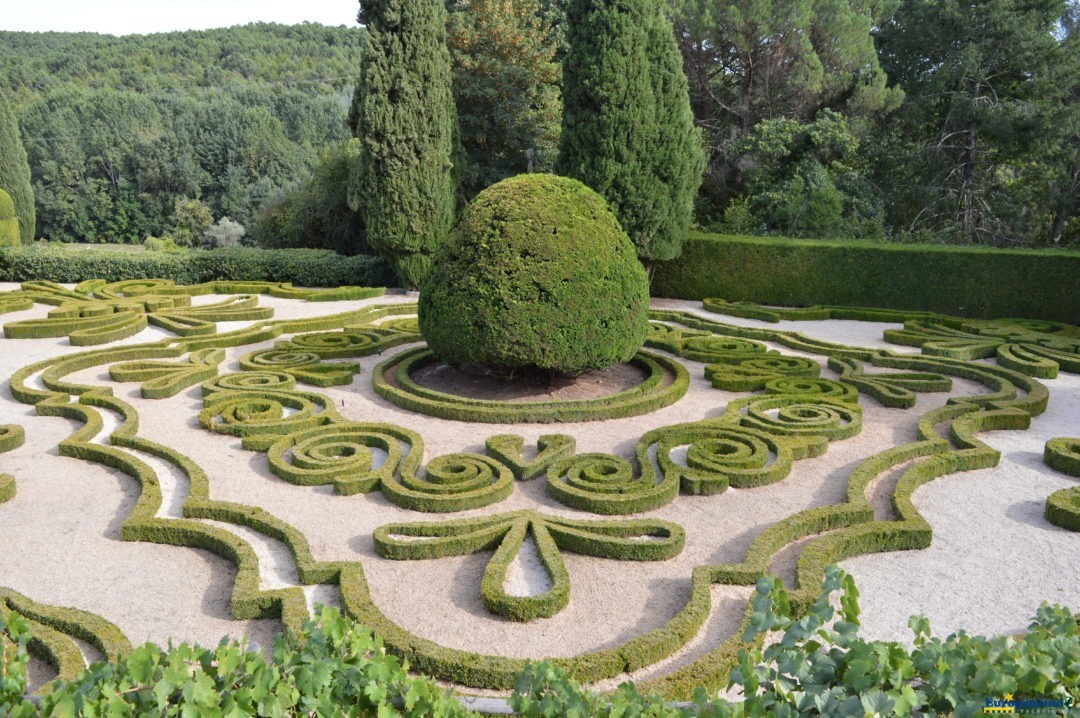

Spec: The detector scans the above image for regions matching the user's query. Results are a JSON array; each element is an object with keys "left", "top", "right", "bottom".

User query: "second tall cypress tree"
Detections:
[
  {"left": 350, "top": 0, "right": 457, "bottom": 289},
  {"left": 557, "top": 0, "right": 703, "bottom": 267}
]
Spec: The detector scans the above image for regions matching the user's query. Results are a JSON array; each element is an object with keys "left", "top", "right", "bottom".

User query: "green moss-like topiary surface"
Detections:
[{"left": 419, "top": 174, "right": 650, "bottom": 373}]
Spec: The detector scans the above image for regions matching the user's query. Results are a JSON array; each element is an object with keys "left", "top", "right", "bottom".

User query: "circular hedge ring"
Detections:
[{"left": 373, "top": 347, "right": 688, "bottom": 424}]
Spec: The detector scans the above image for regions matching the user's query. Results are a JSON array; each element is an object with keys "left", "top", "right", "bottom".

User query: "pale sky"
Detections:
[{"left": 4, "top": 0, "right": 359, "bottom": 36}]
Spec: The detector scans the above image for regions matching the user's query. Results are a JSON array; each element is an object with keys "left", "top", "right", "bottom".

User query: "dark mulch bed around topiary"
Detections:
[{"left": 409, "top": 361, "right": 649, "bottom": 402}]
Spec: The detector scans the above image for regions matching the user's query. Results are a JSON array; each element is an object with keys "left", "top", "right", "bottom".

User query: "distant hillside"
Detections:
[
  {"left": 0, "top": 23, "right": 365, "bottom": 244},
  {"left": 0, "top": 23, "right": 363, "bottom": 99}
]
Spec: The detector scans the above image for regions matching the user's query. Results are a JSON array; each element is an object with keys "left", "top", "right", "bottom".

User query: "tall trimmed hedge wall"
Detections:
[
  {"left": 0, "top": 246, "right": 392, "bottom": 287},
  {"left": 653, "top": 233, "right": 1080, "bottom": 323}
]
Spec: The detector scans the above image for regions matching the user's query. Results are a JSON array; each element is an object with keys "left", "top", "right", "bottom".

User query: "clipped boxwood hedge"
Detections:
[
  {"left": 419, "top": 174, "right": 650, "bottom": 373},
  {"left": 0, "top": 245, "right": 392, "bottom": 287},
  {"left": 653, "top": 232, "right": 1080, "bottom": 323}
]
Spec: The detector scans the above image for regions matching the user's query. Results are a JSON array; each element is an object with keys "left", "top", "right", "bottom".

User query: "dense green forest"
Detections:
[
  {"left": 1, "top": 2, "right": 1077, "bottom": 250},
  {"left": 0, "top": 23, "right": 362, "bottom": 244}
]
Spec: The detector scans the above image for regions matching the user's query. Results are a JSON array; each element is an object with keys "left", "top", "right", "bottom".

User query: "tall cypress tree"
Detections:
[
  {"left": 0, "top": 92, "right": 35, "bottom": 244},
  {"left": 556, "top": 0, "right": 703, "bottom": 266},
  {"left": 349, "top": 0, "right": 457, "bottom": 289}
]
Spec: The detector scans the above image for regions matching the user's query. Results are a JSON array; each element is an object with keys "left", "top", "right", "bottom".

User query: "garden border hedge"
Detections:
[
  {"left": 653, "top": 232, "right": 1080, "bottom": 323},
  {"left": 0, "top": 245, "right": 392, "bottom": 288}
]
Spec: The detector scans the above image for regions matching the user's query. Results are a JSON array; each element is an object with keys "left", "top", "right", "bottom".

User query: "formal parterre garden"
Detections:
[
  {"left": 0, "top": 244, "right": 1078, "bottom": 714},
  {"left": 0, "top": 157, "right": 1077, "bottom": 718}
]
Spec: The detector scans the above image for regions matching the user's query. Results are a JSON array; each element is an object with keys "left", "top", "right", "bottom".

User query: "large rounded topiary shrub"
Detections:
[{"left": 419, "top": 174, "right": 649, "bottom": 373}]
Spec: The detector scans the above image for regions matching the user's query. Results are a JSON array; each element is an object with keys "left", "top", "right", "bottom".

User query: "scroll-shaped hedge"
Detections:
[
  {"left": 373, "top": 510, "right": 684, "bottom": 621},
  {"left": 705, "top": 355, "right": 821, "bottom": 392},
  {"left": 1044, "top": 437, "right": 1080, "bottom": 477},
  {"left": 202, "top": 371, "right": 297, "bottom": 396},
  {"left": 485, "top": 434, "right": 577, "bottom": 481},
  {"left": 198, "top": 389, "right": 341, "bottom": 438},
  {"left": 285, "top": 329, "right": 412, "bottom": 358},
  {"left": 1044, "top": 438, "right": 1080, "bottom": 532},
  {"left": 110, "top": 348, "right": 225, "bottom": 398},
  {"left": 238, "top": 348, "right": 360, "bottom": 387},
  {"left": 729, "top": 395, "right": 862, "bottom": 441},
  {"left": 0, "top": 587, "right": 133, "bottom": 692},
  {"left": 0, "top": 423, "right": 24, "bottom": 504},
  {"left": 763, "top": 377, "right": 859, "bottom": 404},
  {"left": 827, "top": 357, "right": 951, "bottom": 409},
  {"left": 259, "top": 422, "right": 514, "bottom": 511}
]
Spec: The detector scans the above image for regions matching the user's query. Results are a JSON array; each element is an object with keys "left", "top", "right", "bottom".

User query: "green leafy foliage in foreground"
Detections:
[
  {"left": 511, "top": 566, "right": 1078, "bottom": 717},
  {"left": 1, "top": 606, "right": 472, "bottom": 717},
  {"left": 3, "top": 569, "right": 1076, "bottom": 716}
]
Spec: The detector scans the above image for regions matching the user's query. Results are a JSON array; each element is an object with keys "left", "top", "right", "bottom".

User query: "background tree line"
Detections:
[
  {"left": 1, "top": 0, "right": 1077, "bottom": 250},
  {"left": 0, "top": 23, "right": 362, "bottom": 245}
]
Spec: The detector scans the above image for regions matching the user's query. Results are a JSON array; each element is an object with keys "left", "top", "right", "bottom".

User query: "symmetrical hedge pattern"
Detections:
[
  {"left": 0, "top": 279, "right": 1075, "bottom": 701},
  {"left": 374, "top": 510, "right": 685, "bottom": 621},
  {"left": 1, "top": 279, "right": 384, "bottom": 345},
  {"left": 701, "top": 297, "right": 1080, "bottom": 380}
]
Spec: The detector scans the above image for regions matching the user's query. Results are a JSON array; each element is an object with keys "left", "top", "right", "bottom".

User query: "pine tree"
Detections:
[
  {"left": 556, "top": 0, "right": 704, "bottom": 266},
  {"left": 0, "top": 92, "right": 35, "bottom": 244},
  {"left": 349, "top": 0, "right": 458, "bottom": 289},
  {"left": 446, "top": 0, "right": 562, "bottom": 199},
  {"left": 874, "top": 0, "right": 1074, "bottom": 244}
]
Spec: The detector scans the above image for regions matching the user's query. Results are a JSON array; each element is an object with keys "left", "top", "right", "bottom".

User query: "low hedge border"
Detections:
[
  {"left": 13, "top": 368, "right": 720, "bottom": 690},
  {"left": 373, "top": 510, "right": 685, "bottom": 622},
  {"left": 641, "top": 403, "right": 1022, "bottom": 698},
  {"left": 1044, "top": 437, "right": 1080, "bottom": 477},
  {"left": 244, "top": 417, "right": 517, "bottom": 511},
  {"left": 373, "top": 348, "right": 690, "bottom": 424},
  {"left": 654, "top": 232, "right": 1080, "bottom": 323},
  {"left": 199, "top": 389, "right": 343, "bottom": 438},
  {"left": 279, "top": 323, "right": 421, "bottom": 360},
  {"left": 1045, "top": 487, "right": 1080, "bottom": 532},
  {"left": 485, "top": 434, "right": 578, "bottom": 481},
  {"left": 827, "top": 357, "right": 952, "bottom": 409},
  {"left": 109, "top": 348, "right": 225, "bottom": 399},
  {"left": 1043, "top": 438, "right": 1080, "bottom": 531},
  {"left": 0, "top": 245, "right": 392, "bottom": 287},
  {"left": 0, "top": 587, "right": 133, "bottom": 692},
  {"left": 66, "top": 392, "right": 313, "bottom": 639},
  {"left": 0, "top": 424, "right": 25, "bottom": 504}
]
